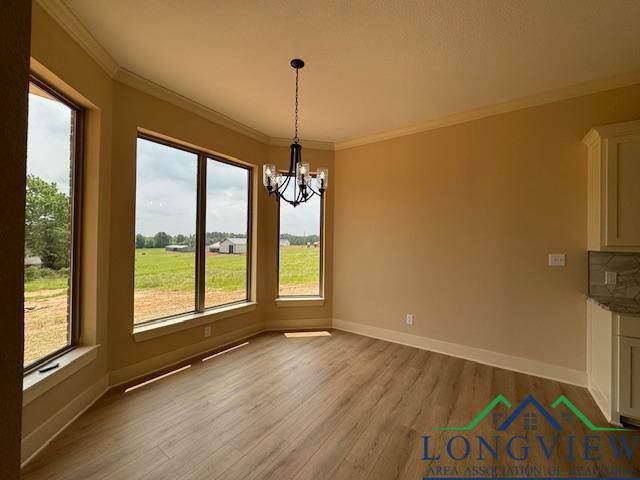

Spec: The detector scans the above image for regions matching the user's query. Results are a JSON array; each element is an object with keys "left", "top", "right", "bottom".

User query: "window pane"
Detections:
[
  {"left": 24, "top": 83, "right": 75, "bottom": 366},
  {"left": 205, "top": 159, "right": 249, "bottom": 308},
  {"left": 278, "top": 180, "right": 321, "bottom": 296},
  {"left": 134, "top": 138, "right": 198, "bottom": 324}
]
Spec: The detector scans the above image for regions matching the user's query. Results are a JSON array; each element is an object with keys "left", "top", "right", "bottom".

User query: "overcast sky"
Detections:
[
  {"left": 27, "top": 92, "right": 73, "bottom": 195},
  {"left": 27, "top": 92, "right": 320, "bottom": 239},
  {"left": 279, "top": 180, "right": 320, "bottom": 237},
  {"left": 136, "top": 138, "right": 252, "bottom": 237}
]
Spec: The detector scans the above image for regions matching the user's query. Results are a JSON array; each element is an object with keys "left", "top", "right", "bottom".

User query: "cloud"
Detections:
[
  {"left": 135, "top": 139, "right": 253, "bottom": 236},
  {"left": 27, "top": 97, "right": 322, "bottom": 240},
  {"left": 27, "top": 94, "right": 73, "bottom": 195},
  {"left": 279, "top": 179, "right": 321, "bottom": 236}
]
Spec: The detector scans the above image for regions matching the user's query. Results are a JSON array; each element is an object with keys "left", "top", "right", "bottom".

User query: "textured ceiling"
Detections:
[{"left": 65, "top": 0, "right": 640, "bottom": 143}]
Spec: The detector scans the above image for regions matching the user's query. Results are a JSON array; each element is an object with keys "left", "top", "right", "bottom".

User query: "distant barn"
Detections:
[
  {"left": 219, "top": 238, "right": 247, "bottom": 254},
  {"left": 208, "top": 241, "right": 221, "bottom": 252},
  {"left": 24, "top": 256, "right": 42, "bottom": 267},
  {"left": 279, "top": 239, "right": 291, "bottom": 246},
  {"left": 165, "top": 245, "right": 194, "bottom": 252}
]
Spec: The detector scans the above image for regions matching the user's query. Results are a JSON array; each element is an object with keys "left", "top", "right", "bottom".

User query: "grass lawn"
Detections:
[
  {"left": 24, "top": 245, "right": 321, "bottom": 360},
  {"left": 133, "top": 245, "right": 319, "bottom": 291}
]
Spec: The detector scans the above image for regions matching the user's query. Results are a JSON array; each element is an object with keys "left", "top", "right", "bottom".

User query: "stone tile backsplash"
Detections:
[{"left": 589, "top": 251, "right": 640, "bottom": 300}]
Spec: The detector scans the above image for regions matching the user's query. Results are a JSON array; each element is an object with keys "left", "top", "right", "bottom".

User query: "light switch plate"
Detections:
[
  {"left": 204, "top": 326, "right": 212, "bottom": 337},
  {"left": 548, "top": 254, "right": 566, "bottom": 267}
]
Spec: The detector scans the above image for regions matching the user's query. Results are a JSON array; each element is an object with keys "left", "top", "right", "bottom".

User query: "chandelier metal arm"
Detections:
[{"left": 262, "top": 58, "right": 328, "bottom": 207}]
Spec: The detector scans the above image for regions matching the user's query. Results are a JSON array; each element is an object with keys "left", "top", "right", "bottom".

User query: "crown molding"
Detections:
[
  {"left": 37, "top": 0, "right": 640, "bottom": 153},
  {"left": 114, "top": 68, "right": 270, "bottom": 144},
  {"left": 36, "top": 0, "right": 119, "bottom": 77},
  {"left": 334, "top": 70, "right": 640, "bottom": 150}
]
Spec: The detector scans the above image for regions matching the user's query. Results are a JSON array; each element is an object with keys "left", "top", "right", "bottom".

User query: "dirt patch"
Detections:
[
  {"left": 23, "top": 283, "right": 317, "bottom": 363},
  {"left": 133, "top": 288, "right": 248, "bottom": 324},
  {"left": 278, "top": 283, "right": 321, "bottom": 297},
  {"left": 24, "top": 289, "right": 69, "bottom": 365}
]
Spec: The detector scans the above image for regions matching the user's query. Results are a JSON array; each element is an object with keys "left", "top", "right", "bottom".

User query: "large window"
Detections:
[
  {"left": 134, "top": 135, "right": 251, "bottom": 325},
  {"left": 24, "top": 78, "right": 82, "bottom": 370},
  {"left": 278, "top": 179, "right": 323, "bottom": 297}
]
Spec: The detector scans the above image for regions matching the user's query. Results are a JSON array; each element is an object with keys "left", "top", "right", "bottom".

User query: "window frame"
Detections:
[
  {"left": 275, "top": 177, "right": 325, "bottom": 298},
  {"left": 24, "top": 75, "right": 84, "bottom": 374},
  {"left": 134, "top": 133, "right": 253, "bottom": 327}
]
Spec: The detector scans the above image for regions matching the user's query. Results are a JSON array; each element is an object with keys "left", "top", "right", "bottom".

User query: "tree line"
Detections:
[
  {"left": 278, "top": 233, "right": 320, "bottom": 246},
  {"left": 25, "top": 175, "right": 70, "bottom": 270},
  {"left": 136, "top": 231, "right": 320, "bottom": 248},
  {"left": 24, "top": 174, "right": 322, "bottom": 269},
  {"left": 135, "top": 231, "right": 247, "bottom": 249}
]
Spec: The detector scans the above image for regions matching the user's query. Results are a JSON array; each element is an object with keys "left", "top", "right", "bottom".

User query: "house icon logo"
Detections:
[{"left": 434, "top": 394, "right": 628, "bottom": 432}]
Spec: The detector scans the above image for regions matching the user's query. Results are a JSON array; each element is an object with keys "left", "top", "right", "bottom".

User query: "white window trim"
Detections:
[
  {"left": 132, "top": 301, "right": 257, "bottom": 342},
  {"left": 23, "top": 345, "right": 100, "bottom": 406}
]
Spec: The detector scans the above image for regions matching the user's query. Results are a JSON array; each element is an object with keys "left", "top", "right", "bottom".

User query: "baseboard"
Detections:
[
  {"left": 588, "top": 382, "right": 612, "bottom": 423},
  {"left": 332, "top": 318, "right": 587, "bottom": 387},
  {"left": 21, "top": 374, "right": 109, "bottom": 467},
  {"left": 109, "top": 322, "right": 264, "bottom": 387},
  {"left": 264, "top": 317, "right": 332, "bottom": 331}
]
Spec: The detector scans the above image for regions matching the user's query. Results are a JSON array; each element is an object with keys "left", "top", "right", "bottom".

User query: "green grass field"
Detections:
[
  {"left": 134, "top": 246, "right": 319, "bottom": 291},
  {"left": 23, "top": 245, "right": 321, "bottom": 362},
  {"left": 25, "top": 245, "right": 320, "bottom": 296}
]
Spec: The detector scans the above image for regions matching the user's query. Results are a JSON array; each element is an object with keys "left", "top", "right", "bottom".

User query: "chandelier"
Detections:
[{"left": 262, "top": 58, "right": 328, "bottom": 207}]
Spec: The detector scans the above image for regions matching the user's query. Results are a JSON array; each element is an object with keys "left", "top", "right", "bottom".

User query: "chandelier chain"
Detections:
[{"left": 294, "top": 67, "right": 299, "bottom": 143}]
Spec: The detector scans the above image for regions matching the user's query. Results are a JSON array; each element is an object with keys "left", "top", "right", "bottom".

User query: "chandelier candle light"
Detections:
[{"left": 263, "top": 59, "right": 328, "bottom": 206}]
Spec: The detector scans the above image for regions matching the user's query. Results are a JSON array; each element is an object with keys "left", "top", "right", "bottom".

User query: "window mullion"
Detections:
[{"left": 195, "top": 153, "right": 207, "bottom": 313}]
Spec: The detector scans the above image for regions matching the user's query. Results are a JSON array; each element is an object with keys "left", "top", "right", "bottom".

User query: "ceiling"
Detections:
[{"left": 64, "top": 0, "right": 640, "bottom": 143}]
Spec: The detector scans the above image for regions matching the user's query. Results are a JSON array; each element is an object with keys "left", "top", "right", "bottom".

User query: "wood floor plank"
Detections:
[{"left": 22, "top": 330, "right": 639, "bottom": 480}]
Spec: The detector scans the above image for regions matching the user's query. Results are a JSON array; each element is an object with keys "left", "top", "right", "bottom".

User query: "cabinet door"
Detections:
[
  {"left": 618, "top": 336, "right": 640, "bottom": 419},
  {"left": 605, "top": 134, "right": 640, "bottom": 247}
]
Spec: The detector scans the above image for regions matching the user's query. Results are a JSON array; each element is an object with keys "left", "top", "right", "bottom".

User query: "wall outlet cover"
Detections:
[
  {"left": 204, "top": 326, "right": 212, "bottom": 337},
  {"left": 548, "top": 253, "right": 566, "bottom": 267},
  {"left": 405, "top": 314, "right": 414, "bottom": 325}
]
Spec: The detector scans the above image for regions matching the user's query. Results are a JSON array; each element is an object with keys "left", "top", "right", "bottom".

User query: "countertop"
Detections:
[{"left": 588, "top": 296, "right": 640, "bottom": 315}]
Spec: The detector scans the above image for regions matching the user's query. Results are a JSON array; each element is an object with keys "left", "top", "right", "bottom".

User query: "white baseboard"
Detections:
[
  {"left": 109, "top": 322, "right": 264, "bottom": 387},
  {"left": 588, "top": 381, "right": 622, "bottom": 426},
  {"left": 264, "top": 317, "right": 332, "bottom": 331},
  {"left": 588, "top": 383, "right": 611, "bottom": 423},
  {"left": 332, "top": 318, "right": 587, "bottom": 387},
  {"left": 21, "top": 375, "right": 109, "bottom": 467}
]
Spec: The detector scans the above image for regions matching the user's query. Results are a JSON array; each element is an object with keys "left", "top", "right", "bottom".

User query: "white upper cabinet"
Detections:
[{"left": 583, "top": 120, "right": 640, "bottom": 251}]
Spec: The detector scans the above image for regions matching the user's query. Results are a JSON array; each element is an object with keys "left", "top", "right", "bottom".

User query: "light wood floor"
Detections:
[{"left": 22, "top": 330, "right": 639, "bottom": 479}]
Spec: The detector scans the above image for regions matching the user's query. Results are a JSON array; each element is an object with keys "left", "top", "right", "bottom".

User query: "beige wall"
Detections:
[
  {"left": 262, "top": 146, "right": 334, "bottom": 330},
  {"left": 26, "top": 0, "right": 640, "bottom": 465},
  {"left": 108, "top": 81, "right": 267, "bottom": 376},
  {"left": 25, "top": 2, "right": 334, "bottom": 451},
  {"left": 334, "top": 82, "right": 640, "bottom": 372},
  {"left": 1, "top": 1, "right": 31, "bottom": 477},
  {"left": 24, "top": 2, "right": 113, "bottom": 440}
]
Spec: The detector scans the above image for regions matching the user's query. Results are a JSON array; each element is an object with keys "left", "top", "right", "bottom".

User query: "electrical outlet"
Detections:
[
  {"left": 548, "top": 253, "right": 566, "bottom": 267},
  {"left": 204, "top": 326, "right": 212, "bottom": 337},
  {"left": 605, "top": 271, "right": 617, "bottom": 285},
  {"left": 405, "top": 314, "right": 414, "bottom": 326}
]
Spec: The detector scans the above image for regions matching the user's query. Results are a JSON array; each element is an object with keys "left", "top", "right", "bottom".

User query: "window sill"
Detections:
[
  {"left": 23, "top": 345, "right": 100, "bottom": 406},
  {"left": 132, "top": 302, "right": 257, "bottom": 342},
  {"left": 275, "top": 297, "right": 325, "bottom": 307}
]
